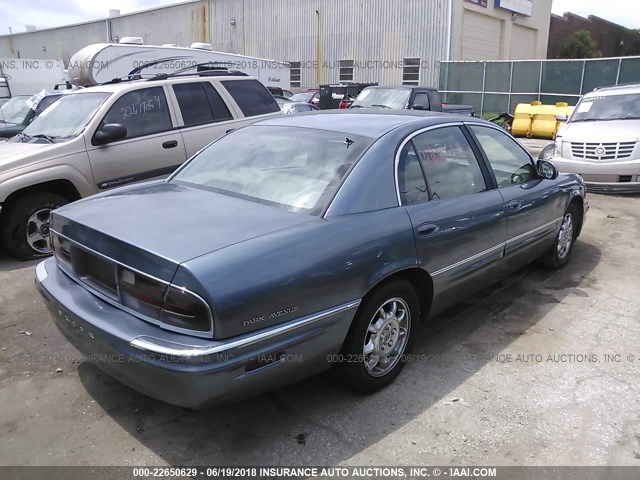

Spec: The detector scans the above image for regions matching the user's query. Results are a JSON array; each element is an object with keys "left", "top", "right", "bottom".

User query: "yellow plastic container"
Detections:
[
  {"left": 511, "top": 101, "right": 541, "bottom": 137},
  {"left": 531, "top": 104, "right": 559, "bottom": 140},
  {"left": 512, "top": 101, "right": 575, "bottom": 139}
]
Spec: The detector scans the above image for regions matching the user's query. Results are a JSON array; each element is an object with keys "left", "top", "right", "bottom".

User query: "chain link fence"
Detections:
[{"left": 439, "top": 56, "right": 640, "bottom": 118}]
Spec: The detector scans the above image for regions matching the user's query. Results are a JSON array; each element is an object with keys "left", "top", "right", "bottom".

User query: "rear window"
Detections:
[
  {"left": 171, "top": 125, "right": 371, "bottom": 214},
  {"left": 221, "top": 79, "right": 280, "bottom": 117}
]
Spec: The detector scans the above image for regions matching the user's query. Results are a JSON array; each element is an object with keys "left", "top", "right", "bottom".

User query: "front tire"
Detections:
[
  {"left": 1, "top": 193, "right": 68, "bottom": 260},
  {"left": 337, "top": 279, "right": 419, "bottom": 393},
  {"left": 540, "top": 204, "right": 579, "bottom": 269}
]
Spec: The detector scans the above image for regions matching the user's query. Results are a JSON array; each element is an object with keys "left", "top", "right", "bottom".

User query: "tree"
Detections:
[
  {"left": 623, "top": 29, "right": 640, "bottom": 56},
  {"left": 559, "top": 30, "right": 602, "bottom": 59}
]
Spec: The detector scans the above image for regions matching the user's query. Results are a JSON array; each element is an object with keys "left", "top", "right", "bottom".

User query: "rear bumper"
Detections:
[
  {"left": 36, "top": 258, "right": 357, "bottom": 409},
  {"left": 551, "top": 157, "right": 640, "bottom": 193}
]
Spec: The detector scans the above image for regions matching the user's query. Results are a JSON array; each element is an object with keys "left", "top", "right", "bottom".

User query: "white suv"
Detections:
[
  {"left": 550, "top": 83, "right": 640, "bottom": 193},
  {"left": 0, "top": 72, "right": 281, "bottom": 259}
]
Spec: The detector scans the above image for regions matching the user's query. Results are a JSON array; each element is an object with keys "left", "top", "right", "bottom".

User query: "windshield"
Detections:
[
  {"left": 22, "top": 92, "right": 109, "bottom": 139},
  {"left": 290, "top": 92, "right": 315, "bottom": 102},
  {"left": 350, "top": 88, "right": 410, "bottom": 109},
  {"left": 0, "top": 96, "right": 31, "bottom": 124},
  {"left": 571, "top": 93, "right": 640, "bottom": 122},
  {"left": 171, "top": 125, "right": 371, "bottom": 214}
]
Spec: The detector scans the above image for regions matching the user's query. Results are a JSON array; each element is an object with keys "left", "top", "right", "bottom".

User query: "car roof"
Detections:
[
  {"left": 586, "top": 83, "right": 640, "bottom": 97},
  {"left": 71, "top": 75, "right": 253, "bottom": 94},
  {"left": 255, "top": 110, "right": 482, "bottom": 138}
]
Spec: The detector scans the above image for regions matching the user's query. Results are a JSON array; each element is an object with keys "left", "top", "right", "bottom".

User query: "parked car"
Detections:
[
  {"left": 36, "top": 110, "right": 587, "bottom": 409},
  {"left": 267, "top": 86, "right": 293, "bottom": 98},
  {"left": 289, "top": 89, "right": 320, "bottom": 106},
  {"left": 544, "top": 84, "right": 640, "bottom": 193},
  {"left": 280, "top": 102, "right": 320, "bottom": 114},
  {"left": 350, "top": 86, "right": 475, "bottom": 116},
  {"left": 318, "top": 82, "right": 378, "bottom": 109},
  {"left": 0, "top": 91, "right": 69, "bottom": 138},
  {"left": 273, "top": 94, "right": 291, "bottom": 102},
  {"left": 0, "top": 71, "right": 280, "bottom": 260}
]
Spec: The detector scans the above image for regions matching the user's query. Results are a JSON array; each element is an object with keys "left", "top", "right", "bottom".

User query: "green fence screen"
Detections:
[{"left": 439, "top": 56, "right": 640, "bottom": 117}]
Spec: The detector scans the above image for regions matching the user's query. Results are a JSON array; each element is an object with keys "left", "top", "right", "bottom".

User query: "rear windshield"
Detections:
[
  {"left": 171, "top": 125, "right": 371, "bottom": 214},
  {"left": 571, "top": 93, "right": 640, "bottom": 122}
]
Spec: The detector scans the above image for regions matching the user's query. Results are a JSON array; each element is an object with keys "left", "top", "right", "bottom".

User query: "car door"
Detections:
[
  {"left": 467, "top": 124, "right": 563, "bottom": 264},
  {"left": 169, "top": 81, "right": 239, "bottom": 158},
  {"left": 86, "top": 85, "right": 187, "bottom": 190},
  {"left": 399, "top": 125, "right": 507, "bottom": 313}
]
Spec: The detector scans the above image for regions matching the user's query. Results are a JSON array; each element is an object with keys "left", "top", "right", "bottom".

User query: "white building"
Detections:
[{"left": 0, "top": 0, "right": 552, "bottom": 89}]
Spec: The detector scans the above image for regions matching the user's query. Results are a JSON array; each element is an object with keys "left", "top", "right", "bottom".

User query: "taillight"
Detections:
[
  {"left": 161, "top": 286, "right": 211, "bottom": 332},
  {"left": 339, "top": 100, "right": 348, "bottom": 109},
  {"left": 119, "top": 268, "right": 167, "bottom": 318},
  {"left": 119, "top": 268, "right": 212, "bottom": 334}
]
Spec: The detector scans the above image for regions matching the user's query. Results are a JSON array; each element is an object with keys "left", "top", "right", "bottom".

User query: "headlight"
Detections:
[{"left": 553, "top": 137, "right": 563, "bottom": 157}]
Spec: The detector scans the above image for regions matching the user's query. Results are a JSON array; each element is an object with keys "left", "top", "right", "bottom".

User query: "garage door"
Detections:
[
  {"left": 461, "top": 10, "right": 503, "bottom": 60},
  {"left": 510, "top": 25, "right": 537, "bottom": 59}
]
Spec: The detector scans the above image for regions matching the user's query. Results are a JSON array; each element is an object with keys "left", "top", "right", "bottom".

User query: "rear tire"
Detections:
[
  {"left": 336, "top": 279, "right": 419, "bottom": 393},
  {"left": 1, "top": 193, "right": 68, "bottom": 260},
  {"left": 539, "top": 203, "right": 579, "bottom": 269}
]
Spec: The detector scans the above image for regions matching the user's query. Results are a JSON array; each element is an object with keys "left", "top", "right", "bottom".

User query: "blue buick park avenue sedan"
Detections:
[{"left": 36, "top": 111, "right": 587, "bottom": 408}]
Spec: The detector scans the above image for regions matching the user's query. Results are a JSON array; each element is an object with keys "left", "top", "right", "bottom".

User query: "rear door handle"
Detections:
[
  {"left": 417, "top": 223, "right": 439, "bottom": 237},
  {"left": 162, "top": 140, "right": 178, "bottom": 149}
]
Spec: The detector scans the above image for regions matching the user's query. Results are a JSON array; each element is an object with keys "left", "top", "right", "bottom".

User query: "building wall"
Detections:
[
  {"left": 548, "top": 13, "right": 639, "bottom": 59},
  {"left": 0, "top": 0, "right": 209, "bottom": 65},
  {"left": 450, "top": 0, "right": 552, "bottom": 61},
  {"left": 209, "top": 0, "right": 452, "bottom": 88}
]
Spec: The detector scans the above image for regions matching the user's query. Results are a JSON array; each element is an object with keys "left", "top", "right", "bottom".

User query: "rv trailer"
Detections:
[{"left": 68, "top": 42, "right": 290, "bottom": 89}]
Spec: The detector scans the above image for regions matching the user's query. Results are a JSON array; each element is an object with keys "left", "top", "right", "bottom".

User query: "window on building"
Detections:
[
  {"left": 290, "top": 61, "right": 302, "bottom": 88},
  {"left": 339, "top": 60, "right": 354, "bottom": 82},
  {"left": 402, "top": 58, "right": 421, "bottom": 86}
]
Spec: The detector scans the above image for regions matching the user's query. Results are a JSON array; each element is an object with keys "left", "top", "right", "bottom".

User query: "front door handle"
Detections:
[
  {"left": 508, "top": 201, "right": 523, "bottom": 211},
  {"left": 162, "top": 140, "right": 178, "bottom": 149},
  {"left": 417, "top": 223, "right": 439, "bottom": 237}
]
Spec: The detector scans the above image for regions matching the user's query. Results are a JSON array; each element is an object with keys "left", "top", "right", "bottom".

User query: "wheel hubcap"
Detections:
[
  {"left": 557, "top": 213, "right": 574, "bottom": 260},
  {"left": 26, "top": 209, "right": 53, "bottom": 254},
  {"left": 362, "top": 297, "right": 410, "bottom": 377}
]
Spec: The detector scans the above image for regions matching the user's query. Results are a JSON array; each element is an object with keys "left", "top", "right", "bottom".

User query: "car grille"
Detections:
[{"left": 570, "top": 142, "right": 636, "bottom": 161}]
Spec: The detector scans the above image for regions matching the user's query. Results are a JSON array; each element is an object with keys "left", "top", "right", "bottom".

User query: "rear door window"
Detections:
[
  {"left": 221, "top": 79, "right": 280, "bottom": 117},
  {"left": 173, "top": 82, "right": 233, "bottom": 127}
]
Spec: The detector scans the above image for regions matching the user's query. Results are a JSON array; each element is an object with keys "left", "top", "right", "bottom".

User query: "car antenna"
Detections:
[{"left": 344, "top": 137, "right": 354, "bottom": 147}]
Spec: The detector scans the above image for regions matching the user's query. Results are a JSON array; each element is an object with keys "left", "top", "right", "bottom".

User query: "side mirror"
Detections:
[
  {"left": 412, "top": 105, "right": 425, "bottom": 111},
  {"left": 93, "top": 123, "right": 127, "bottom": 145},
  {"left": 556, "top": 113, "right": 568, "bottom": 122},
  {"left": 537, "top": 159, "right": 558, "bottom": 180}
]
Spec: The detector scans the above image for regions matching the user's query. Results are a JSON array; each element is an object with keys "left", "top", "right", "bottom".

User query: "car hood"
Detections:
[
  {"left": 51, "top": 181, "right": 318, "bottom": 281},
  {"left": 0, "top": 141, "right": 54, "bottom": 168},
  {"left": 559, "top": 120, "right": 640, "bottom": 142}
]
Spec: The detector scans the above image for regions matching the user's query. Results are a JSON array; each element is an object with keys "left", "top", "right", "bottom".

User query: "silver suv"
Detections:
[
  {"left": 550, "top": 83, "right": 640, "bottom": 193},
  {"left": 0, "top": 72, "right": 280, "bottom": 259}
]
